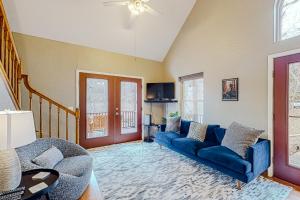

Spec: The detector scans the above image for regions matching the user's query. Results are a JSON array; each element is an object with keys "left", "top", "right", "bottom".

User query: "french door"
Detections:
[
  {"left": 274, "top": 53, "right": 300, "bottom": 185},
  {"left": 79, "top": 72, "right": 142, "bottom": 149}
]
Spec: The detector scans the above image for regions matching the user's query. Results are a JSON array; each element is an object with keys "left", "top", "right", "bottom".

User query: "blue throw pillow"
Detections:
[
  {"left": 214, "top": 128, "right": 226, "bottom": 145},
  {"left": 204, "top": 125, "right": 221, "bottom": 144},
  {"left": 180, "top": 120, "right": 191, "bottom": 136}
]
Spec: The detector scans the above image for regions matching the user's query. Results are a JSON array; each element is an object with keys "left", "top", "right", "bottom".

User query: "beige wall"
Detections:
[
  {"left": 13, "top": 33, "right": 166, "bottom": 141},
  {"left": 164, "top": 0, "right": 300, "bottom": 136}
]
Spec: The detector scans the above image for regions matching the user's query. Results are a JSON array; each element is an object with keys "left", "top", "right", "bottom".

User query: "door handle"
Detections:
[{"left": 116, "top": 112, "right": 119, "bottom": 116}]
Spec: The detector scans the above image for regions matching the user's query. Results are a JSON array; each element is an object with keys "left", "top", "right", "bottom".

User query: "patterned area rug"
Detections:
[{"left": 90, "top": 142, "right": 292, "bottom": 200}]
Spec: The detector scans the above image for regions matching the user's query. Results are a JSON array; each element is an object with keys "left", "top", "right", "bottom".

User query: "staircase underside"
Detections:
[{"left": 0, "top": 64, "right": 17, "bottom": 110}]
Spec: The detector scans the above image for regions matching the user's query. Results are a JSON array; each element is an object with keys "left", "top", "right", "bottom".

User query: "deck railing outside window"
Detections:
[{"left": 87, "top": 111, "right": 136, "bottom": 133}]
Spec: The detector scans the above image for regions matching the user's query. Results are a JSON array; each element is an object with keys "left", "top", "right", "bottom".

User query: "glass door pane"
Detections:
[
  {"left": 121, "top": 81, "right": 137, "bottom": 134},
  {"left": 288, "top": 62, "right": 300, "bottom": 168},
  {"left": 86, "top": 78, "right": 109, "bottom": 139}
]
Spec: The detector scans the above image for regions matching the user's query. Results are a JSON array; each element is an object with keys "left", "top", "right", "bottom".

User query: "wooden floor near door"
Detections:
[
  {"left": 265, "top": 176, "right": 300, "bottom": 200},
  {"left": 80, "top": 172, "right": 300, "bottom": 200}
]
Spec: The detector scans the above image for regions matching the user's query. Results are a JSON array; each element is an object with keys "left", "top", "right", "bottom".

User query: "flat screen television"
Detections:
[{"left": 146, "top": 83, "right": 175, "bottom": 100}]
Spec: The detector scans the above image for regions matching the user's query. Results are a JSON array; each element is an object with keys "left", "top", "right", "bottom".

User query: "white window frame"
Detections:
[
  {"left": 179, "top": 73, "right": 204, "bottom": 123},
  {"left": 274, "top": 0, "right": 300, "bottom": 42},
  {"left": 274, "top": 0, "right": 282, "bottom": 42}
]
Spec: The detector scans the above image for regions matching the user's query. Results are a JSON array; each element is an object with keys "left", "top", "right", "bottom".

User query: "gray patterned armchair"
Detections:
[{"left": 16, "top": 138, "right": 93, "bottom": 200}]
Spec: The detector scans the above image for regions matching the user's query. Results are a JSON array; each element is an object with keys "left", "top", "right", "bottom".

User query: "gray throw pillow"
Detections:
[
  {"left": 165, "top": 116, "right": 181, "bottom": 132},
  {"left": 32, "top": 146, "right": 64, "bottom": 169},
  {"left": 187, "top": 122, "right": 208, "bottom": 142},
  {"left": 221, "top": 122, "right": 264, "bottom": 158}
]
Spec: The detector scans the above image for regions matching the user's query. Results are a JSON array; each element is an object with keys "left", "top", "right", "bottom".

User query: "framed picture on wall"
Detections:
[{"left": 222, "top": 78, "right": 239, "bottom": 101}]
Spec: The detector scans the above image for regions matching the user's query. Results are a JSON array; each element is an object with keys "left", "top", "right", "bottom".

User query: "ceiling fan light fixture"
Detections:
[
  {"left": 128, "top": 0, "right": 146, "bottom": 15},
  {"left": 103, "top": 0, "right": 159, "bottom": 17}
]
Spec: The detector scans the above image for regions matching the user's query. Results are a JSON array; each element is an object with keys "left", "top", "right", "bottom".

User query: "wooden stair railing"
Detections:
[
  {"left": 0, "top": 1, "right": 21, "bottom": 109},
  {"left": 21, "top": 75, "right": 80, "bottom": 144}
]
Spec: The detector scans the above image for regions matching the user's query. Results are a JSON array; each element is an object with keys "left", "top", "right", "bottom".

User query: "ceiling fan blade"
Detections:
[
  {"left": 103, "top": 0, "right": 129, "bottom": 6},
  {"left": 144, "top": 5, "right": 160, "bottom": 16}
]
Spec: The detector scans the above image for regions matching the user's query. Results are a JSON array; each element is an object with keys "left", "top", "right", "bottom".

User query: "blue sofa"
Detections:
[{"left": 155, "top": 120, "right": 270, "bottom": 185}]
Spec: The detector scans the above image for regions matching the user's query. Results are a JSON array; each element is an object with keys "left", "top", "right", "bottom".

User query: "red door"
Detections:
[
  {"left": 274, "top": 53, "right": 300, "bottom": 185},
  {"left": 114, "top": 76, "right": 142, "bottom": 144},
  {"left": 79, "top": 72, "right": 142, "bottom": 149}
]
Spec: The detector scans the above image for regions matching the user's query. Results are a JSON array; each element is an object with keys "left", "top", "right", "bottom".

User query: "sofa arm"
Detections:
[{"left": 246, "top": 139, "right": 271, "bottom": 176}]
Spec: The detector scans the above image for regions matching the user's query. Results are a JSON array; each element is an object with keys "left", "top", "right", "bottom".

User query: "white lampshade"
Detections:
[{"left": 0, "top": 111, "right": 36, "bottom": 150}]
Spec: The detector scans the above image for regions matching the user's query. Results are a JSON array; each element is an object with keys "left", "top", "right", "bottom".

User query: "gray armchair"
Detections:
[{"left": 16, "top": 138, "right": 93, "bottom": 200}]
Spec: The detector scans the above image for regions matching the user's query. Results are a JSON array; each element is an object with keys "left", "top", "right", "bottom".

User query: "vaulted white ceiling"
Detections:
[{"left": 3, "top": 0, "right": 196, "bottom": 62}]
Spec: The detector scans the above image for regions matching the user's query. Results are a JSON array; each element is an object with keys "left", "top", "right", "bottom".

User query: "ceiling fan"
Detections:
[{"left": 103, "top": 0, "right": 160, "bottom": 16}]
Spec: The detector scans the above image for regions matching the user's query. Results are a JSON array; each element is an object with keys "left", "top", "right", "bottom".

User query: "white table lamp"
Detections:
[{"left": 0, "top": 111, "right": 37, "bottom": 192}]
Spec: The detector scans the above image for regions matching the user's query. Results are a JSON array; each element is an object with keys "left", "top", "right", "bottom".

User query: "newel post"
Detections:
[{"left": 75, "top": 108, "right": 80, "bottom": 144}]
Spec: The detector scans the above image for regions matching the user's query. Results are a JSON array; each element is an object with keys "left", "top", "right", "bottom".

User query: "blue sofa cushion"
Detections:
[
  {"left": 204, "top": 125, "right": 221, "bottom": 144},
  {"left": 198, "top": 146, "right": 252, "bottom": 174},
  {"left": 172, "top": 138, "right": 215, "bottom": 155},
  {"left": 155, "top": 132, "right": 182, "bottom": 145},
  {"left": 180, "top": 120, "right": 191, "bottom": 136}
]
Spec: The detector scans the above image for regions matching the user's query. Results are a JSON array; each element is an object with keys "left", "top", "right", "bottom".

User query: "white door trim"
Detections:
[{"left": 268, "top": 48, "right": 300, "bottom": 176}]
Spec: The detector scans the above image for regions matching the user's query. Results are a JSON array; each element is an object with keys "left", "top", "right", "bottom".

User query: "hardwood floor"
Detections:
[
  {"left": 79, "top": 172, "right": 103, "bottom": 200},
  {"left": 79, "top": 172, "right": 300, "bottom": 200}
]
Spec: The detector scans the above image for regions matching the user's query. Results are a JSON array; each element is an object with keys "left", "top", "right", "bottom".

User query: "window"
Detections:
[
  {"left": 180, "top": 73, "right": 204, "bottom": 123},
  {"left": 276, "top": 0, "right": 300, "bottom": 41}
]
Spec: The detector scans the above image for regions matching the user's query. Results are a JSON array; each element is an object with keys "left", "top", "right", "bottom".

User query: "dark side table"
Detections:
[
  {"left": 20, "top": 169, "right": 59, "bottom": 200},
  {"left": 144, "top": 123, "right": 165, "bottom": 143}
]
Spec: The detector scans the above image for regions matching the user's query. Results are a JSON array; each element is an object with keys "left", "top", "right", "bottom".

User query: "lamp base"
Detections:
[{"left": 0, "top": 149, "right": 21, "bottom": 192}]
